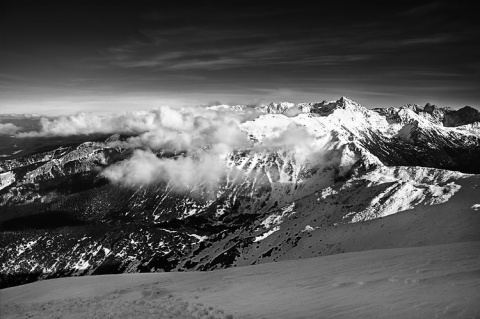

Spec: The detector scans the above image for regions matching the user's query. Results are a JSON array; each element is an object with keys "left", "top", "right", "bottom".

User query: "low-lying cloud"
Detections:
[
  {"left": 255, "top": 125, "right": 338, "bottom": 177},
  {"left": 0, "top": 123, "right": 21, "bottom": 135},
  {"left": 13, "top": 104, "right": 338, "bottom": 190},
  {"left": 260, "top": 125, "right": 324, "bottom": 160},
  {"left": 102, "top": 149, "right": 226, "bottom": 190},
  {"left": 99, "top": 106, "right": 256, "bottom": 190},
  {"left": 17, "top": 110, "right": 167, "bottom": 137},
  {"left": 17, "top": 105, "right": 261, "bottom": 138},
  {"left": 110, "top": 106, "right": 254, "bottom": 153}
]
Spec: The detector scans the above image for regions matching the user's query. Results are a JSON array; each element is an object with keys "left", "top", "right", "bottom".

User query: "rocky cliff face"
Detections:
[
  {"left": 443, "top": 105, "right": 480, "bottom": 127},
  {"left": 1, "top": 97, "right": 479, "bottom": 288}
]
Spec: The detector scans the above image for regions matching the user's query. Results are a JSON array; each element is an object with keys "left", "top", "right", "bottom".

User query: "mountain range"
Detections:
[{"left": 1, "top": 97, "right": 479, "bottom": 289}]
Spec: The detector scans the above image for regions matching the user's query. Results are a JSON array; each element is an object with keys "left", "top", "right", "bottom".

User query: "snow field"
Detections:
[
  {"left": 2, "top": 242, "right": 479, "bottom": 319},
  {"left": 1, "top": 293, "right": 234, "bottom": 319}
]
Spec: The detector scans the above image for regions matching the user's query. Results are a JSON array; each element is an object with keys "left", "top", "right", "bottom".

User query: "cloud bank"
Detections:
[
  {"left": 99, "top": 106, "right": 256, "bottom": 190},
  {"left": 14, "top": 105, "right": 334, "bottom": 190},
  {"left": 102, "top": 149, "right": 227, "bottom": 190},
  {"left": 98, "top": 106, "right": 332, "bottom": 190},
  {"left": 259, "top": 125, "right": 331, "bottom": 163},
  {"left": 17, "top": 110, "right": 165, "bottom": 137},
  {"left": 17, "top": 105, "right": 261, "bottom": 137},
  {"left": 0, "top": 123, "right": 21, "bottom": 135}
]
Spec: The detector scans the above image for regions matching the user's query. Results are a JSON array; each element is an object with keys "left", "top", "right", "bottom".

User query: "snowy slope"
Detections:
[{"left": 1, "top": 242, "right": 479, "bottom": 319}]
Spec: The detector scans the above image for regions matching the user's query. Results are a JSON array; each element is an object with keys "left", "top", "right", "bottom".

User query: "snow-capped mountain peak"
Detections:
[{"left": 309, "top": 96, "right": 366, "bottom": 116}]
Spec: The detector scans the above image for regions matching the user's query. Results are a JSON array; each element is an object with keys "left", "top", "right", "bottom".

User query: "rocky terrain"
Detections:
[{"left": 1, "top": 97, "right": 479, "bottom": 289}]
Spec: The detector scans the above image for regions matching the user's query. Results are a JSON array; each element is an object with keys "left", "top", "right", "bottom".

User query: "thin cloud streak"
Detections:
[{"left": 106, "top": 34, "right": 376, "bottom": 71}]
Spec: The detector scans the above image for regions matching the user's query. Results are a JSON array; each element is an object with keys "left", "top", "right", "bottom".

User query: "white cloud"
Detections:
[
  {"left": 15, "top": 103, "right": 340, "bottom": 189},
  {"left": 17, "top": 105, "right": 260, "bottom": 139},
  {"left": 0, "top": 123, "right": 21, "bottom": 135},
  {"left": 101, "top": 149, "right": 226, "bottom": 191},
  {"left": 259, "top": 125, "right": 332, "bottom": 163},
  {"left": 106, "top": 106, "right": 254, "bottom": 152},
  {"left": 97, "top": 106, "right": 256, "bottom": 190},
  {"left": 17, "top": 110, "right": 163, "bottom": 137}
]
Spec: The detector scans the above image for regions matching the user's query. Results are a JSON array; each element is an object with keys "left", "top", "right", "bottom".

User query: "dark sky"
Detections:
[{"left": 1, "top": 1, "right": 479, "bottom": 114}]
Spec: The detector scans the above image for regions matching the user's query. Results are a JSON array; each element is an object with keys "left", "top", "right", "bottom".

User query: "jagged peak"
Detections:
[
  {"left": 337, "top": 96, "right": 361, "bottom": 106},
  {"left": 258, "top": 102, "right": 295, "bottom": 114},
  {"left": 381, "top": 103, "right": 480, "bottom": 127},
  {"left": 399, "top": 104, "right": 423, "bottom": 112},
  {"left": 205, "top": 97, "right": 370, "bottom": 117},
  {"left": 310, "top": 96, "right": 366, "bottom": 116}
]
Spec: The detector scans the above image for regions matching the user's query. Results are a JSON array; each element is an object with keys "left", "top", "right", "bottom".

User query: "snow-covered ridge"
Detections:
[
  {"left": 340, "top": 166, "right": 467, "bottom": 222},
  {"left": 208, "top": 97, "right": 479, "bottom": 128},
  {"left": 22, "top": 142, "right": 109, "bottom": 184},
  {"left": 206, "top": 97, "right": 360, "bottom": 116},
  {"left": 211, "top": 97, "right": 480, "bottom": 148}
]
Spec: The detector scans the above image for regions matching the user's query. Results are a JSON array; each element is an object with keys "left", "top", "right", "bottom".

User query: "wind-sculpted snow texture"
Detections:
[
  {"left": 1, "top": 97, "right": 480, "bottom": 288},
  {"left": 2, "top": 242, "right": 479, "bottom": 319}
]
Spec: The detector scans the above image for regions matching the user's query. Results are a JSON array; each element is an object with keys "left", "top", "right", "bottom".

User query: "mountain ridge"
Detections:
[
  {"left": 204, "top": 97, "right": 480, "bottom": 128},
  {"left": 1, "top": 97, "right": 479, "bottom": 289}
]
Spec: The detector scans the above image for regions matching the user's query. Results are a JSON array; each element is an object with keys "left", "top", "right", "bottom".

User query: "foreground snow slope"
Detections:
[{"left": 1, "top": 241, "right": 479, "bottom": 319}]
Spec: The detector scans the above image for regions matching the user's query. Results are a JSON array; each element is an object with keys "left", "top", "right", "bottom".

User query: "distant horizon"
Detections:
[{"left": 1, "top": 94, "right": 479, "bottom": 117}]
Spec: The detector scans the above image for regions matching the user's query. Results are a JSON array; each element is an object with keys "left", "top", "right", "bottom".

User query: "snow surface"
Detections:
[
  {"left": 340, "top": 166, "right": 467, "bottom": 222},
  {"left": 1, "top": 242, "right": 479, "bottom": 319}
]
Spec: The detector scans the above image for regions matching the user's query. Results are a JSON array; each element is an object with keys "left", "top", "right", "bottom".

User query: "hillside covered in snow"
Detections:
[
  {"left": 0, "top": 97, "right": 479, "bottom": 289},
  {"left": 1, "top": 242, "right": 479, "bottom": 319}
]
